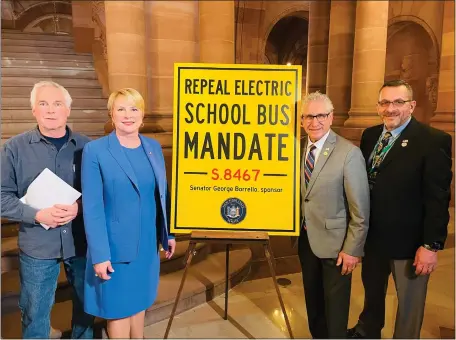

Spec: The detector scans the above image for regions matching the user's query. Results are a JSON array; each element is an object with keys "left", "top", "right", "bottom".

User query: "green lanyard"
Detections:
[{"left": 369, "top": 133, "right": 399, "bottom": 173}]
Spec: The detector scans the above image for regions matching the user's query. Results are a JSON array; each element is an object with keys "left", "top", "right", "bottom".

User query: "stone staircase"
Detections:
[
  {"left": 1, "top": 30, "right": 108, "bottom": 144},
  {"left": 2, "top": 181, "right": 252, "bottom": 338},
  {"left": 1, "top": 220, "right": 252, "bottom": 338},
  {"left": 0, "top": 30, "right": 253, "bottom": 339}
]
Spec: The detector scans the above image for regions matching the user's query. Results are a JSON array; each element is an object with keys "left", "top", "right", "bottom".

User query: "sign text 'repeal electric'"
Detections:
[{"left": 170, "top": 63, "right": 302, "bottom": 236}]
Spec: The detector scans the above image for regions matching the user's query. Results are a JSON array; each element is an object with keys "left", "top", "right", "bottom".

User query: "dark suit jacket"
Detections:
[{"left": 360, "top": 117, "right": 453, "bottom": 259}]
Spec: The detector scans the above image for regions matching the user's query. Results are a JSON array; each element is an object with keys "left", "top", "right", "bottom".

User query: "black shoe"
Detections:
[{"left": 347, "top": 327, "right": 365, "bottom": 338}]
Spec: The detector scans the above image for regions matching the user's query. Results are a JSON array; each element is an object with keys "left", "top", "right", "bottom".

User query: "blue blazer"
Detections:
[{"left": 81, "top": 132, "right": 172, "bottom": 265}]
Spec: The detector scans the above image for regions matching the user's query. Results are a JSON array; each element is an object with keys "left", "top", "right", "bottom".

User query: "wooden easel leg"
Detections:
[
  {"left": 164, "top": 242, "right": 197, "bottom": 339},
  {"left": 264, "top": 244, "right": 294, "bottom": 339},
  {"left": 224, "top": 244, "right": 230, "bottom": 320}
]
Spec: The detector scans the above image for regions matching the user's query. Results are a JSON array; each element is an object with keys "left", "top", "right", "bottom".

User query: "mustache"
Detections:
[{"left": 382, "top": 111, "right": 400, "bottom": 117}]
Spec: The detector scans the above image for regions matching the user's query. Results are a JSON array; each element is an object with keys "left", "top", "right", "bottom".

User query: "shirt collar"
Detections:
[
  {"left": 307, "top": 129, "right": 331, "bottom": 150},
  {"left": 382, "top": 116, "right": 412, "bottom": 139},
  {"left": 30, "top": 126, "right": 77, "bottom": 146}
]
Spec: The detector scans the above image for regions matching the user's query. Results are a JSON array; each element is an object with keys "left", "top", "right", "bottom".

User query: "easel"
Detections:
[{"left": 163, "top": 231, "right": 294, "bottom": 339}]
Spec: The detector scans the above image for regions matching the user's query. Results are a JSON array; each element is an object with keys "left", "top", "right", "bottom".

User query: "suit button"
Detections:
[{"left": 304, "top": 199, "right": 309, "bottom": 202}]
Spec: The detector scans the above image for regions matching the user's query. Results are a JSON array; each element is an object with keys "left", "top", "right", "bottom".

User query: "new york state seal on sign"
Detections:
[{"left": 221, "top": 198, "right": 247, "bottom": 224}]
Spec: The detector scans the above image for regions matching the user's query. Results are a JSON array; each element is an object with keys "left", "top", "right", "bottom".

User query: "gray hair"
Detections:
[
  {"left": 30, "top": 81, "right": 72, "bottom": 109},
  {"left": 302, "top": 91, "right": 334, "bottom": 113}
]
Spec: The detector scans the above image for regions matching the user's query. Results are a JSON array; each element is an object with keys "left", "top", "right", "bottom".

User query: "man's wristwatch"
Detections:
[{"left": 423, "top": 242, "right": 443, "bottom": 252}]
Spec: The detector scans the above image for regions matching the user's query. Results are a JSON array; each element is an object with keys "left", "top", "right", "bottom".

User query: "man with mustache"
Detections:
[{"left": 347, "top": 80, "right": 453, "bottom": 339}]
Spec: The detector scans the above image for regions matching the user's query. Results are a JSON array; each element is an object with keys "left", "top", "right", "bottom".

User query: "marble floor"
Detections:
[
  {"left": 2, "top": 217, "right": 454, "bottom": 339},
  {"left": 145, "top": 247, "right": 455, "bottom": 339}
]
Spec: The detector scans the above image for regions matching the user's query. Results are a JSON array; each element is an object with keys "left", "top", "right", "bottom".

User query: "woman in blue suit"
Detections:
[{"left": 81, "top": 88, "right": 175, "bottom": 338}]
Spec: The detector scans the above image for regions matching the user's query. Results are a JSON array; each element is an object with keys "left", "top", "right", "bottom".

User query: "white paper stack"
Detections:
[{"left": 20, "top": 168, "right": 81, "bottom": 230}]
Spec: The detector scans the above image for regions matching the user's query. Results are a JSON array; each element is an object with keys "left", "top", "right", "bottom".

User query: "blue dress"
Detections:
[{"left": 84, "top": 144, "right": 160, "bottom": 319}]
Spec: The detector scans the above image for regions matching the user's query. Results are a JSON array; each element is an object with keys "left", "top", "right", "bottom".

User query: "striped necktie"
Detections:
[{"left": 304, "top": 144, "right": 317, "bottom": 187}]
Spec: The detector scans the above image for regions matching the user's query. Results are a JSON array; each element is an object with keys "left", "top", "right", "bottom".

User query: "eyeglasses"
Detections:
[
  {"left": 377, "top": 99, "right": 412, "bottom": 108},
  {"left": 301, "top": 113, "right": 331, "bottom": 123}
]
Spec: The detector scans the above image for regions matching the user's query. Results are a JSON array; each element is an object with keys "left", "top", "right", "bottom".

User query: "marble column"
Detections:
[
  {"left": 91, "top": 1, "right": 110, "bottom": 98},
  {"left": 199, "top": 1, "right": 235, "bottom": 63},
  {"left": 431, "top": 0, "right": 455, "bottom": 207},
  {"left": 326, "top": 1, "right": 356, "bottom": 127},
  {"left": 344, "top": 1, "right": 389, "bottom": 129},
  {"left": 431, "top": 0, "right": 455, "bottom": 135},
  {"left": 306, "top": 0, "right": 330, "bottom": 94},
  {"left": 144, "top": 1, "right": 198, "bottom": 179},
  {"left": 71, "top": 1, "right": 94, "bottom": 53},
  {"left": 104, "top": 1, "right": 148, "bottom": 107}
]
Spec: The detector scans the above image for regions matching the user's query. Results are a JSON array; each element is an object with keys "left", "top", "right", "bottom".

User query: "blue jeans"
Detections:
[{"left": 19, "top": 251, "right": 95, "bottom": 339}]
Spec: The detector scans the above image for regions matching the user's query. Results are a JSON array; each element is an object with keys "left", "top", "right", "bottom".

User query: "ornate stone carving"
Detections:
[
  {"left": 426, "top": 75, "right": 438, "bottom": 110},
  {"left": 400, "top": 55, "right": 414, "bottom": 80},
  {"left": 91, "top": 0, "right": 107, "bottom": 60}
]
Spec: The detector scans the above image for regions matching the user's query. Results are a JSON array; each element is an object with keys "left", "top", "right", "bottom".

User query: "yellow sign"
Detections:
[{"left": 170, "top": 63, "right": 302, "bottom": 236}]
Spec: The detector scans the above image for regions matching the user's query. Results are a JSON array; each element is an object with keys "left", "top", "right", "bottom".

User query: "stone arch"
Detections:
[
  {"left": 13, "top": 0, "right": 72, "bottom": 31},
  {"left": 264, "top": 13, "right": 308, "bottom": 97},
  {"left": 388, "top": 15, "right": 440, "bottom": 66},
  {"left": 260, "top": 7, "right": 309, "bottom": 63},
  {"left": 264, "top": 40, "right": 278, "bottom": 65},
  {"left": 386, "top": 18, "right": 440, "bottom": 124},
  {"left": 24, "top": 13, "right": 72, "bottom": 34},
  {"left": 261, "top": 12, "right": 308, "bottom": 61}
]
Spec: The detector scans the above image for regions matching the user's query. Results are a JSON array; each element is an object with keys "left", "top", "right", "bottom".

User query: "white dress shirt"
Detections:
[{"left": 305, "top": 130, "right": 331, "bottom": 164}]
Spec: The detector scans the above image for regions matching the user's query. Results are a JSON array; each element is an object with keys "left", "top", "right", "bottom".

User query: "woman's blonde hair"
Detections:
[{"left": 107, "top": 88, "right": 145, "bottom": 116}]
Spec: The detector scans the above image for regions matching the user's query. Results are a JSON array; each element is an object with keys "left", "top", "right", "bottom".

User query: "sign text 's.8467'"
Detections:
[{"left": 211, "top": 169, "right": 260, "bottom": 181}]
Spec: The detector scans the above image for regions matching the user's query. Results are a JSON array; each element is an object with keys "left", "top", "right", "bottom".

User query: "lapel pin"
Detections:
[
  {"left": 401, "top": 140, "right": 408, "bottom": 147},
  {"left": 149, "top": 151, "right": 152, "bottom": 155},
  {"left": 323, "top": 151, "right": 328, "bottom": 156}
]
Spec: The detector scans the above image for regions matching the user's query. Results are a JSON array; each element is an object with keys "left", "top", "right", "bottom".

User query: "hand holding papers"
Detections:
[{"left": 21, "top": 168, "right": 81, "bottom": 229}]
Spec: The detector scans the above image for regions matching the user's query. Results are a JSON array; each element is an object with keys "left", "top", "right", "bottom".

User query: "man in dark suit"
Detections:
[{"left": 347, "top": 80, "right": 453, "bottom": 339}]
